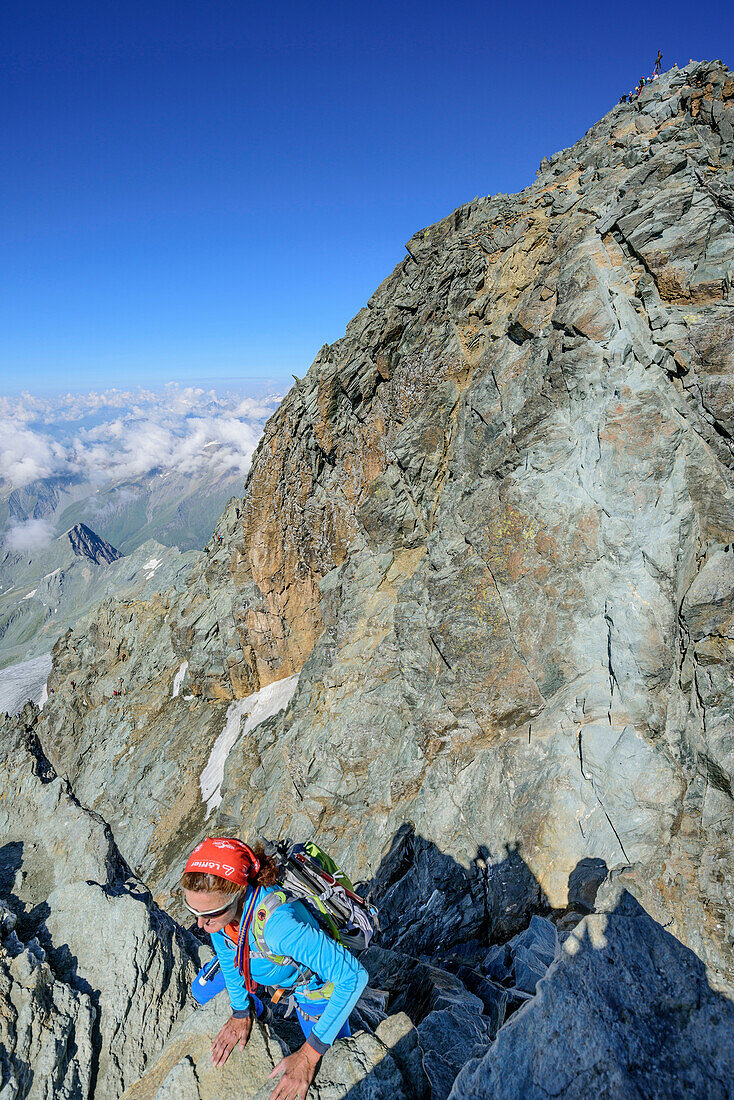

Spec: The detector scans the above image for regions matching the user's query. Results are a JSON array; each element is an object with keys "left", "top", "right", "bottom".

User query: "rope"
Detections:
[{"left": 234, "top": 886, "right": 261, "bottom": 994}]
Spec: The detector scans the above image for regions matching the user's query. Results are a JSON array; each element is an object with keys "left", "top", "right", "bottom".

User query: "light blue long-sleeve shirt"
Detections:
[{"left": 210, "top": 885, "right": 368, "bottom": 1051}]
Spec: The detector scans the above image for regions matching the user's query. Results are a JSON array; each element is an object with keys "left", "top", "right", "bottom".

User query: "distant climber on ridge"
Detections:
[{"left": 181, "top": 837, "right": 368, "bottom": 1100}]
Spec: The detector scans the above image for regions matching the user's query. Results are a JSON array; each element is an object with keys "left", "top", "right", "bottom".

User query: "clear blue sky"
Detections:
[{"left": 2, "top": 1, "right": 730, "bottom": 392}]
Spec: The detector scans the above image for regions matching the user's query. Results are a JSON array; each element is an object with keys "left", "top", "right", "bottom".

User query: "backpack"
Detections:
[{"left": 253, "top": 837, "right": 379, "bottom": 960}]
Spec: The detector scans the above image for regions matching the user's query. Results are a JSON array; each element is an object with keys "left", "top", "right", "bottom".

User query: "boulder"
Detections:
[
  {"left": 504, "top": 915, "right": 557, "bottom": 995},
  {"left": 122, "top": 993, "right": 416, "bottom": 1100},
  {"left": 361, "top": 944, "right": 500, "bottom": 1098},
  {"left": 120, "top": 997, "right": 288, "bottom": 1100}
]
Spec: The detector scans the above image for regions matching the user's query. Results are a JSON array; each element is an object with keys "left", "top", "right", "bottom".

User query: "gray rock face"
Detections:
[
  {"left": 449, "top": 890, "right": 734, "bottom": 1100},
  {"left": 502, "top": 915, "right": 557, "bottom": 995},
  {"left": 361, "top": 943, "right": 501, "bottom": 1100},
  {"left": 120, "top": 997, "right": 289, "bottom": 1100},
  {"left": 0, "top": 714, "right": 199, "bottom": 1098},
  {"left": 16, "top": 62, "right": 733, "bottom": 988},
  {"left": 0, "top": 899, "right": 96, "bottom": 1099},
  {"left": 121, "top": 993, "right": 416, "bottom": 1100}
]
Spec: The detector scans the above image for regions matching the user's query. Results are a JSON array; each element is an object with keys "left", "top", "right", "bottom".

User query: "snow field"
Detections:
[
  {"left": 199, "top": 674, "right": 299, "bottom": 818},
  {"left": 172, "top": 660, "right": 189, "bottom": 698},
  {"left": 0, "top": 653, "right": 53, "bottom": 716}
]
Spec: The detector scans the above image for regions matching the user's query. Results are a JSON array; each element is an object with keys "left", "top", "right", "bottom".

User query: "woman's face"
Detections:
[{"left": 183, "top": 889, "right": 242, "bottom": 932}]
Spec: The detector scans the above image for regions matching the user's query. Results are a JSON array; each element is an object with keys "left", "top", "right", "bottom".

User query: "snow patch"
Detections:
[
  {"left": 0, "top": 653, "right": 53, "bottom": 715},
  {"left": 43, "top": 569, "right": 62, "bottom": 580},
  {"left": 172, "top": 660, "right": 188, "bottom": 698},
  {"left": 200, "top": 674, "right": 299, "bottom": 818},
  {"left": 22, "top": 589, "right": 37, "bottom": 600},
  {"left": 141, "top": 557, "right": 162, "bottom": 580}
]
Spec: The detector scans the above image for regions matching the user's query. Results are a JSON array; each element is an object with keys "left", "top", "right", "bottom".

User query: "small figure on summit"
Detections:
[{"left": 181, "top": 837, "right": 369, "bottom": 1100}]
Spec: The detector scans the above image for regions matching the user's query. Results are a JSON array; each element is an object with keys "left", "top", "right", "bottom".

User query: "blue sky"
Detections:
[{"left": 2, "top": 0, "right": 730, "bottom": 393}]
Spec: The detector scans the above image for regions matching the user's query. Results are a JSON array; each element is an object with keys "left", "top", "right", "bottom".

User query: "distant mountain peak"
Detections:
[{"left": 65, "top": 523, "right": 122, "bottom": 565}]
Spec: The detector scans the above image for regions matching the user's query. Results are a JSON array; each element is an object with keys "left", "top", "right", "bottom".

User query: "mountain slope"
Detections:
[
  {"left": 65, "top": 522, "right": 122, "bottom": 563},
  {"left": 0, "top": 532, "right": 200, "bottom": 672},
  {"left": 21, "top": 59, "right": 734, "bottom": 999},
  {"left": 0, "top": 459, "right": 251, "bottom": 555}
]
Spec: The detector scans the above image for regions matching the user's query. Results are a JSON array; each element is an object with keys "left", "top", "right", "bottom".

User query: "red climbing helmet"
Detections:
[{"left": 184, "top": 837, "right": 260, "bottom": 886}]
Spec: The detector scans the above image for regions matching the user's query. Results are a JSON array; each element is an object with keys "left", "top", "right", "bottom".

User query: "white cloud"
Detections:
[
  {"left": 5, "top": 517, "right": 56, "bottom": 553},
  {"left": 0, "top": 384, "right": 283, "bottom": 492},
  {"left": 0, "top": 421, "right": 68, "bottom": 485}
]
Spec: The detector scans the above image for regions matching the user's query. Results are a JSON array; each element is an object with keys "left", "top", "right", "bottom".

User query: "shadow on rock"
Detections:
[
  {"left": 322, "top": 827, "right": 557, "bottom": 1100},
  {"left": 366, "top": 822, "right": 551, "bottom": 960},
  {"left": 328, "top": 834, "right": 733, "bottom": 1100},
  {"left": 0, "top": 839, "right": 51, "bottom": 942},
  {"left": 1, "top": 838, "right": 107, "bottom": 1095},
  {"left": 448, "top": 886, "right": 734, "bottom": 1100},
  {"left": 121, "top": 827, "right": 734, "bottom": 1100}
]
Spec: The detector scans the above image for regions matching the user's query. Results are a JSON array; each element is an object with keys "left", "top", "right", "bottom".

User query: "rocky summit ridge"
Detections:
[{"left": 2, "top": 60, "right": 734, "bottom": 1099}]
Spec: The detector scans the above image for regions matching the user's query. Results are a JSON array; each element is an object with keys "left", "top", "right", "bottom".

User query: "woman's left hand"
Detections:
[{"left": 268, "top": 1042, "right": 321, "bottom": 1100}]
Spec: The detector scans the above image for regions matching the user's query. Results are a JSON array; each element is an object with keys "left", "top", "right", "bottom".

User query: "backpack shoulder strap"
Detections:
[
  {"left": 251, "top": 889, "right": 290, "bottom": 964},
  {"left": 250, "top": 890, "right": 316, "bottom": 990}
]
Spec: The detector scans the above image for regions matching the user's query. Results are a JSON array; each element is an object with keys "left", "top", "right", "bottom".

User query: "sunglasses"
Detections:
[{"left": 183, "top": 892, "right": 243, "bottom": 920}]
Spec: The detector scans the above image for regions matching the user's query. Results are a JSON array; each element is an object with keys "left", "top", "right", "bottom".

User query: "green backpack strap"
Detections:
[
  {"left": 252, "top": 886, "right": 342, "bottom": 956},
  {"left": 251, "top": 889, "right": 317, "bottom": 991}
]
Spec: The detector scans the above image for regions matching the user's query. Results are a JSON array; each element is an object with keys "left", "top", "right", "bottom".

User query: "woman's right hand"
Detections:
[{"left": 211, "top": 1013, "right": 253, "bottom": 1066}]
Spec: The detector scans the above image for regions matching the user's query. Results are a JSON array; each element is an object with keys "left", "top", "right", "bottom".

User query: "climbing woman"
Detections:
[{"left": 181, "top": 837, "right": 368, "bottom": 1100}]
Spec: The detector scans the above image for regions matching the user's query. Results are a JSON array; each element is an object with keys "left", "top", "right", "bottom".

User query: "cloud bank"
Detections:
[
  {"left": 4, "top": 517, "right": 56, "bottom": 553},
  {"left": 0, "top": 422, "right": 69, "bottom": 485},
  {"left": 0, "top": 385, "right": 282, "bottom": 491}
]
